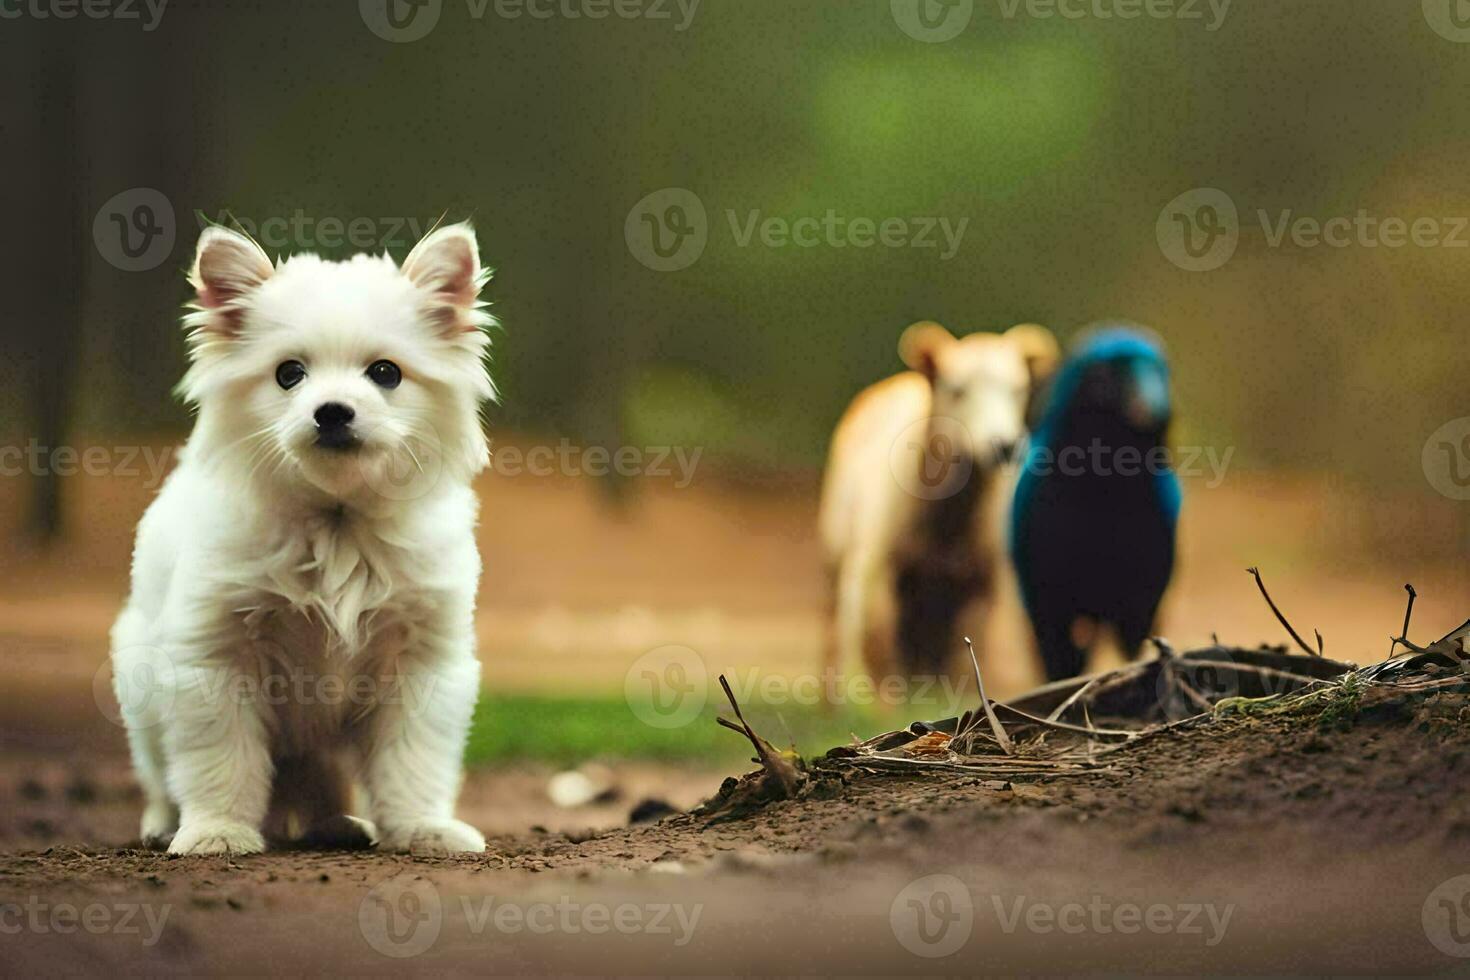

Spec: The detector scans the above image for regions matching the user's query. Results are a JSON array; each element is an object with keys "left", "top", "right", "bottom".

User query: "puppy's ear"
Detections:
[
  {"left": 402, "top": 222, "right": 488, "bottom": 334},
  {"left": 1005, "top": 323, "right": 1060, "bottom": 386},
  {"left": 898, "top": 321, "right": 954, "bottom": 380},
  {"left": 189, "top": 227, "right": 273, "bottom": 334}
]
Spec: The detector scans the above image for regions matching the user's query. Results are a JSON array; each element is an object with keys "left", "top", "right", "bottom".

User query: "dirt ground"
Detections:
[
  {"left": 3, "top": 685, "right": 1469, "bottom": 973},
  {"left": 4, "top": 452, "right": 1470, "bottom": 972}
]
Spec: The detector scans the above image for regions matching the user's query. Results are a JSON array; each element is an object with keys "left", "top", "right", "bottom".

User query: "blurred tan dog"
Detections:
[{"left": 819, "top": 321, "right": 1059, "bottom": 698}]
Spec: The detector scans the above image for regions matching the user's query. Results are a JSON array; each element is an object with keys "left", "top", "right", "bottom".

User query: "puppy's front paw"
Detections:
[
  {"left": 140, "top": 803, "right": 179, "bottom": 851},
  {"left": 168, "top": 820, "right": 266, "bottom": 856},
  {"left": 381, "top": 818, "right": 485, "bottom": 856}
]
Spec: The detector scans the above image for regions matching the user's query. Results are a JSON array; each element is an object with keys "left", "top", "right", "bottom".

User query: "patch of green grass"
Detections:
[
  {"left": 1315, "top": 674, "right": 1364, "bottom": 732},
  {"left": 464, "top": 692, "right": 889, "bottom": 767}
]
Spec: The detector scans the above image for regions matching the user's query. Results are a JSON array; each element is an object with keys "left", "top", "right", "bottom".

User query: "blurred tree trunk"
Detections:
[{"left": 4, "top": 32, "right": 84, "bottom": 542}]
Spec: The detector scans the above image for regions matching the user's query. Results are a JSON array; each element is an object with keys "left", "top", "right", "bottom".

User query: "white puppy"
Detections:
[{"left": 110, "top": 223, "right": 494, "bottom": 856}]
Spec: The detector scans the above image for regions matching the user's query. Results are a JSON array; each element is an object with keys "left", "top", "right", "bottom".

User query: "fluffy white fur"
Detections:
[{"left": 111, "top": 223, "right": 495, "bottom": 856}]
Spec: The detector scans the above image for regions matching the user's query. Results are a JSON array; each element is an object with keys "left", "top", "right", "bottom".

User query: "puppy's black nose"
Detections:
[{"left": 314, "top": 402, "right": 356, "bottom": 430}]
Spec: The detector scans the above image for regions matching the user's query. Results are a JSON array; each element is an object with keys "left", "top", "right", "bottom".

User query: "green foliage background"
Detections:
[{"left": 7, "top": 0, "right": 1469, "bottom": 491}]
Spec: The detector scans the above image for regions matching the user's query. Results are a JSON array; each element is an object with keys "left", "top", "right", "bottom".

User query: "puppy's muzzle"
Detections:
[{"left": 314, "top": 402, "right": 360, "bottom": 451}]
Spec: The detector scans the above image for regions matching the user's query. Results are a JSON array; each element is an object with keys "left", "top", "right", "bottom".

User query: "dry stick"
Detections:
[
  {"left": 1169, "top": 664, "right": 1218, "bottom": 714},
  {"left": 1180, "top": 658, "right": 1333, "bottom": 689},
  {"left": 963, "top": 636, "right": 1014, "bottom": 755},
  {"left": 1388, "top": 584, "right": 1418, "bottom": 659},
  {"left": 717, "top": 674, "right": 799, "bottom": 796},
  {"left": 1045, "top": 674, "right": 1103, "bottom": 724},
  {"left": 1247, "top": 566, "right": 1320, "bottom": 657},
  {"left": 992, "top": 701, "right": 1137, "bottom": 740}
]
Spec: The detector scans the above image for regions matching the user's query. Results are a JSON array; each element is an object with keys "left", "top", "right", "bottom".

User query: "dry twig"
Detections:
[
  {"left": 717, "top": 674, "right": 800, "bottom": 797},
  {"left": 963, "top": 636, "right": 1013, "bottom": 754},
  {"left": 1247, "top": 566, "right": 1320, "bottom": 656},
  {"left": 1388, "top": 584, "right": 1418, "bottom": 659}
]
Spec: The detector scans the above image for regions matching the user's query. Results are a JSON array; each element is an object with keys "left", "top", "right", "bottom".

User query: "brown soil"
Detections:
[
  {"left": 3, "top": 686, "right": 1468, "bottom": 974},
  {"left": 5, "top": 455, "right": 1470, "bottom": 972}
]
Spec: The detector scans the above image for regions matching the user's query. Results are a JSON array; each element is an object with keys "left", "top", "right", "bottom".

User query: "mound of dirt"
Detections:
[{"left": 2, "top": 683, "right": 1468, "bottom": 974}]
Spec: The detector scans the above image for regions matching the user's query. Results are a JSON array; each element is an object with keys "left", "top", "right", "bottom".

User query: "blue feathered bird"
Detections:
[{"left": 1010, "top": 325, "right": 1181, "bottom": 681}]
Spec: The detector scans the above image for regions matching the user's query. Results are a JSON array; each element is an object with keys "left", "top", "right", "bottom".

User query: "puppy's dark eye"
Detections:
[
  {"left": 275, "top": 360, "right": 306, "bottom": 390},
  {"left": 366, "top": 359, "right": 402, "bottom": 389}
]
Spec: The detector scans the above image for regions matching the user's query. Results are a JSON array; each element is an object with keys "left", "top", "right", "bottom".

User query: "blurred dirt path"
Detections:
[{"left": 2, "top": 689, "right": 1468, "bottom": 973}]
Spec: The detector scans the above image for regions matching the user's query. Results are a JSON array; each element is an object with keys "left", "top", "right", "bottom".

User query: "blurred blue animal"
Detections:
[{"left": 1010, "top": 324, "right": 1181, "bottom": 681}]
